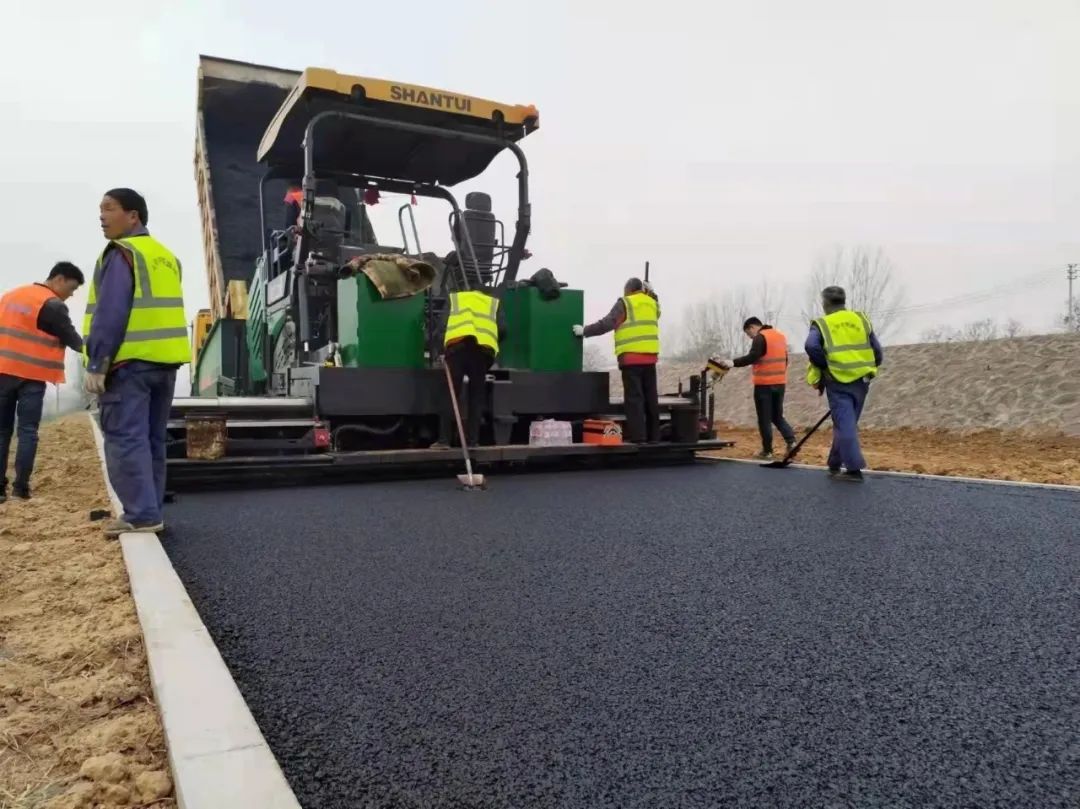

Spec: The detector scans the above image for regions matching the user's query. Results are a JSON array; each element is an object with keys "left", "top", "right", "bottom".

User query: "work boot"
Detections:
[
  {"left": 785, "top": 439, "right": 797, "bottom": 455},
  {"left": 103, "top": 519, "right": 165, "bottom": 539},
  {"left": 752, "top": 450, "right": 773, "bottom": 460},
  {"left": 827, "top": 466, "right": 842, "bottom": 477},
  {"left": 831, "top": 470, "right": 864, "bottom": 483},
  {"left": 12, "top": 485, "right": 30, "bottom": 501}
]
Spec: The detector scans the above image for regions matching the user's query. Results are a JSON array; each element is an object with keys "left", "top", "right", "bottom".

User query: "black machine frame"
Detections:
[
  {"left": 171, "top": 88, "right": 732, "bottom": 480},
  {"left": 300, "top": 109, "right": 532, "bottom": 285},
  {"left": 253, "top": 107, "right": 536, "bottom": 371},
  {"left": 233, "top": 106, "right": 617, "bottom": 449}
]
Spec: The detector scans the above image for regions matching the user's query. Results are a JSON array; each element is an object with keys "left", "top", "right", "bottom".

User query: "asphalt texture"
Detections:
[{"left": 161, "top": 463, "right": 1080, "bottom": 809}]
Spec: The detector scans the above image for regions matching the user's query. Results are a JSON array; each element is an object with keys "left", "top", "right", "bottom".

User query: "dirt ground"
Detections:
[
  {"left": 710, "top": 421, "right": 1080, "bottom": 486},
  {"left": 0, "top": 416, "right": 174, "bottom": 809}
]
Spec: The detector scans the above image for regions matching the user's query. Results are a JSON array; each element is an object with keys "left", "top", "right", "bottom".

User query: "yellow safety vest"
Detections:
[
  {"left": 806, "top": 309, "right": 877, "bottom": 385},
  {"left": 82, "top": 234, "right": 189, "bottom": 366},
  {"left": 613, "top": 292, "right": 660, "bottom": 357},
  {"left": 444, "top": 290, "right": 499, "bottom": 354}
]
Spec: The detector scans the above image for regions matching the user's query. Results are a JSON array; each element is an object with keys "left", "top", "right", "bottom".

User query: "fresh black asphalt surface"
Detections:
[{"left": 161, "top": 463, "right": 1080, "bottom": 808}]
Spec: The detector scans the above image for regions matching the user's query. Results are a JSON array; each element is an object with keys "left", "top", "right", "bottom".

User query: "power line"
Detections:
[{"left": 868, "top": 266, "right": 1060, "bottom": 319}]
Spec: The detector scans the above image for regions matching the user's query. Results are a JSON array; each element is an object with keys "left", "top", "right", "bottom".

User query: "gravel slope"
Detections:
[
  {"left": 162, "top": 465, "right": 1080, "bottom": 809},
  {"left": 627, "top": 333, "right": 1080, "bottom": 436}
]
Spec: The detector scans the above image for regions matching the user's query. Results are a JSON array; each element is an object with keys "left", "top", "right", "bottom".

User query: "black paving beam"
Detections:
[{"left": 164, "top": 440, "right": 733, "bottom": 492}]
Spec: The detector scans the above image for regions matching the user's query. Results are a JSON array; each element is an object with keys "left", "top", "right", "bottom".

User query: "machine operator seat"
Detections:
[
  {"left": 454, "top": 191, "right": 497, "bottom": 288},
  {"left": 308, "top": 179, "right": 347, "bottom": 261}
]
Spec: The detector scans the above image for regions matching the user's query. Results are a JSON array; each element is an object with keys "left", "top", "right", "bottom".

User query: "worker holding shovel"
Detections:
[
  {"left": 435, "top": 285, "right": 507, "bottom": 449},
  {"left": 805, "top": 286, "right": 883, "bottom": 482},
  {"left": 714, "top": 316, "right": 797, "bottom": 461}
]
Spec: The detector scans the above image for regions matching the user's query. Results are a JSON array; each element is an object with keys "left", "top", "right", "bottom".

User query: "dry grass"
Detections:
[
  {"left": 0, "top": 416, "right": 174, "bottom": 809},
  {"left": 710, "top": 422, "right": 1080, "bottom": 486}
]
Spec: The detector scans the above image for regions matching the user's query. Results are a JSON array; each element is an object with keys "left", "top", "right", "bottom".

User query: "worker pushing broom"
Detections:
[
  {"left": 710, "top": 285, "right": 883, "bottom": 478},
  {"left": 435, "top": 276, "right": 508, "bottom": 490}
]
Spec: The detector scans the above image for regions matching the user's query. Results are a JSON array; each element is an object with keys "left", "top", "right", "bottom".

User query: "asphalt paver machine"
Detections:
[{"left": 169, "top": 56, "right": 728, "bottom": 488}]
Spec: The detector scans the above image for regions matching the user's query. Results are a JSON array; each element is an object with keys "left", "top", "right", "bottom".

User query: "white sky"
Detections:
[{"left": 3, "top": 0, "right": 1078, "bottom": 386}]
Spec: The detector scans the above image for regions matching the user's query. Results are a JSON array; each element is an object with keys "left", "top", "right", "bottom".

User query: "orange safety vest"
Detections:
[
  {"left": 0, "top": 284, "right": 66, "bottom": 384},
  {"left": 751, "top": 327, "right": 788, "bottom": 386}
]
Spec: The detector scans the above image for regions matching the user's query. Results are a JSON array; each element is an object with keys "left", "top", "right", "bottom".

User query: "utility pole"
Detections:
[{"left": 1067, "top": 262, "right": 1075, "bottom": 330}]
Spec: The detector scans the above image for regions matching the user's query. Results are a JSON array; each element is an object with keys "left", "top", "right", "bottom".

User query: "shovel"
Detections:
[{"left": 762, "top": 410, "right": 831, "bottom": 468}]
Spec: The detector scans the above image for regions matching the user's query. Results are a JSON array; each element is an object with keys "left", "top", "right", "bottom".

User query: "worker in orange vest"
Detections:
[
  {"left": 283, "top": 185, "right": 303, "bottom": 229},
  {"left": 0, "top": 263, "right": 85, "bottom": 502},
  {"left": 717, "top": 317, "right": 797, "bottom": 460}
]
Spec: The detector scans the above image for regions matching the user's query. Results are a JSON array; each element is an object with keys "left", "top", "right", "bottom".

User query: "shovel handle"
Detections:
[{"left": 784, "top": 410, "right": 832, "bottom": 461}]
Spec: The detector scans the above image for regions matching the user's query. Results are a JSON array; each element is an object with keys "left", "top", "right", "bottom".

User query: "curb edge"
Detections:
[{"left": 88, "top": 413, "right": 302, "bottom": 809}]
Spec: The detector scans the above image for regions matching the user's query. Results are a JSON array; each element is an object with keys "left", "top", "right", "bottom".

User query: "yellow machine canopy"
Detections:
[{"left": 257, "top": 67, "right": 540, "bottom": 185}]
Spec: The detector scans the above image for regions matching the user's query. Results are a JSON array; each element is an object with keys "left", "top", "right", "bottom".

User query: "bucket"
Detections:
[{"left": 185, "top": 414, "right": 227, "bottom": 460}]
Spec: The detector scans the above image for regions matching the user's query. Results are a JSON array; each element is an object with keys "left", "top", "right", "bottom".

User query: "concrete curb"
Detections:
[
  {"left": 89, "top": 414, "right": 302, "bottom": 809},
  {"left": 707, "top": 454, "right": 1080, "bottom": 493}
]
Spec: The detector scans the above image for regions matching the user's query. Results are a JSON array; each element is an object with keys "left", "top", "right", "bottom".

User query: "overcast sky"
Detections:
[{"left": 4, "top": 0, "right": 1077, "bottom": 385}]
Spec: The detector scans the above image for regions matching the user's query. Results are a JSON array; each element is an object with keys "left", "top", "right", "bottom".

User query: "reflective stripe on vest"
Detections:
[
  {"left": 813, "top": 309, "right": 878, "bottom": 383},
  {"left": 82, "top": 235, "right": 189, "bottom": 366},
  {"left": 0, "top": 284, "right": 66, "bottom": 383},
  {"left": 751, "top": 328, "right": 788, "bottom": 386},
  {"left": 613, "top": 292, "right": 660, "bottom": 357},
  {"left": 444, "top": 291, "right": 500, "bottom": 354}
]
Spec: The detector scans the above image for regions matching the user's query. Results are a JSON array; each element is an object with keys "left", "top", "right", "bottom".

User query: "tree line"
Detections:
[
  {"left": 659, "top": 247, "right": 1076, "bottom": 363},
  {"left": 670, "top": 244, "right": 906, "bottom": 361}
]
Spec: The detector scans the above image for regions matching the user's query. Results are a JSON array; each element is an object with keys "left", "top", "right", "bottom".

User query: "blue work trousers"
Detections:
[
  {"left": 0, "top": 374, "right": 46, "bottom": 493},
  {"left": 99, "top": 362, "right": 176, "bottom": 525},
  {"left": 825, "top": 380, "right": 869, "bottom": 472}
]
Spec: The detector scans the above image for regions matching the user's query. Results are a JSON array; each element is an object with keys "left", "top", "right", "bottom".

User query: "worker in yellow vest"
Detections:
[
  {"left": 572, "top": 277, "right": 660, "bottom": 443},
  {"left": 805, "top": 285, "right": 883, "bottom": 482},
  {"left": 0, "top": 263, "right": 85, "bottom": 502},
  {"left": 715, "top": 316, "right": 797, "bottom": 460},
  {"left": 84, "top": 189, "right": 189, "bottom": 535},
  {"left": 437, "top": 286, "right": 507, "bottom": 447}
]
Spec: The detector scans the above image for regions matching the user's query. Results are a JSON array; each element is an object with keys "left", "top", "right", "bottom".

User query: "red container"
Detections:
[{"left": 583, "top": 419, "right": 622, "bottom": 446}]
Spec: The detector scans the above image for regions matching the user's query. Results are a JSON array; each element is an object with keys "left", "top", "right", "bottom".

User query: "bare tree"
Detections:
[
  {"left": 675, "top": 290, "right": 749, "bottom": 361},
  {"left": 801, "top": 245, "right": 906, "bottom": 339},
  {"left": 755, "top": 279, "right": 785, "bottom": 327},
  {"left": 958, "top": 318, "right": 999, "bottom": 342},
  {"left": 582, "top": 344, "right": 609, "bottom": 372},
  {"left": 673, "top": 280, "right": 789, "bottom": 363},
  {"left": 921, "top": 317, "right": 1027, "bottom": 344},
  {"left": 1062, "top": 299, "right": 1080, "bottom": 333},
  {"left": 919, "top": 325, "right": 953, "bottom": 343}
]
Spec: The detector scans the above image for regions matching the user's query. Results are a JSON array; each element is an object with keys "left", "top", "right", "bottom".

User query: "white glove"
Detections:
[
  {"left": 572, "top": 325, "right": 584, "bottom": 337},
  {"left": 84, "top": 372, "right": 107, "bottom": 395},
  {"left": 720, "top": 359, "right": 733, "bottom": 370}
]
